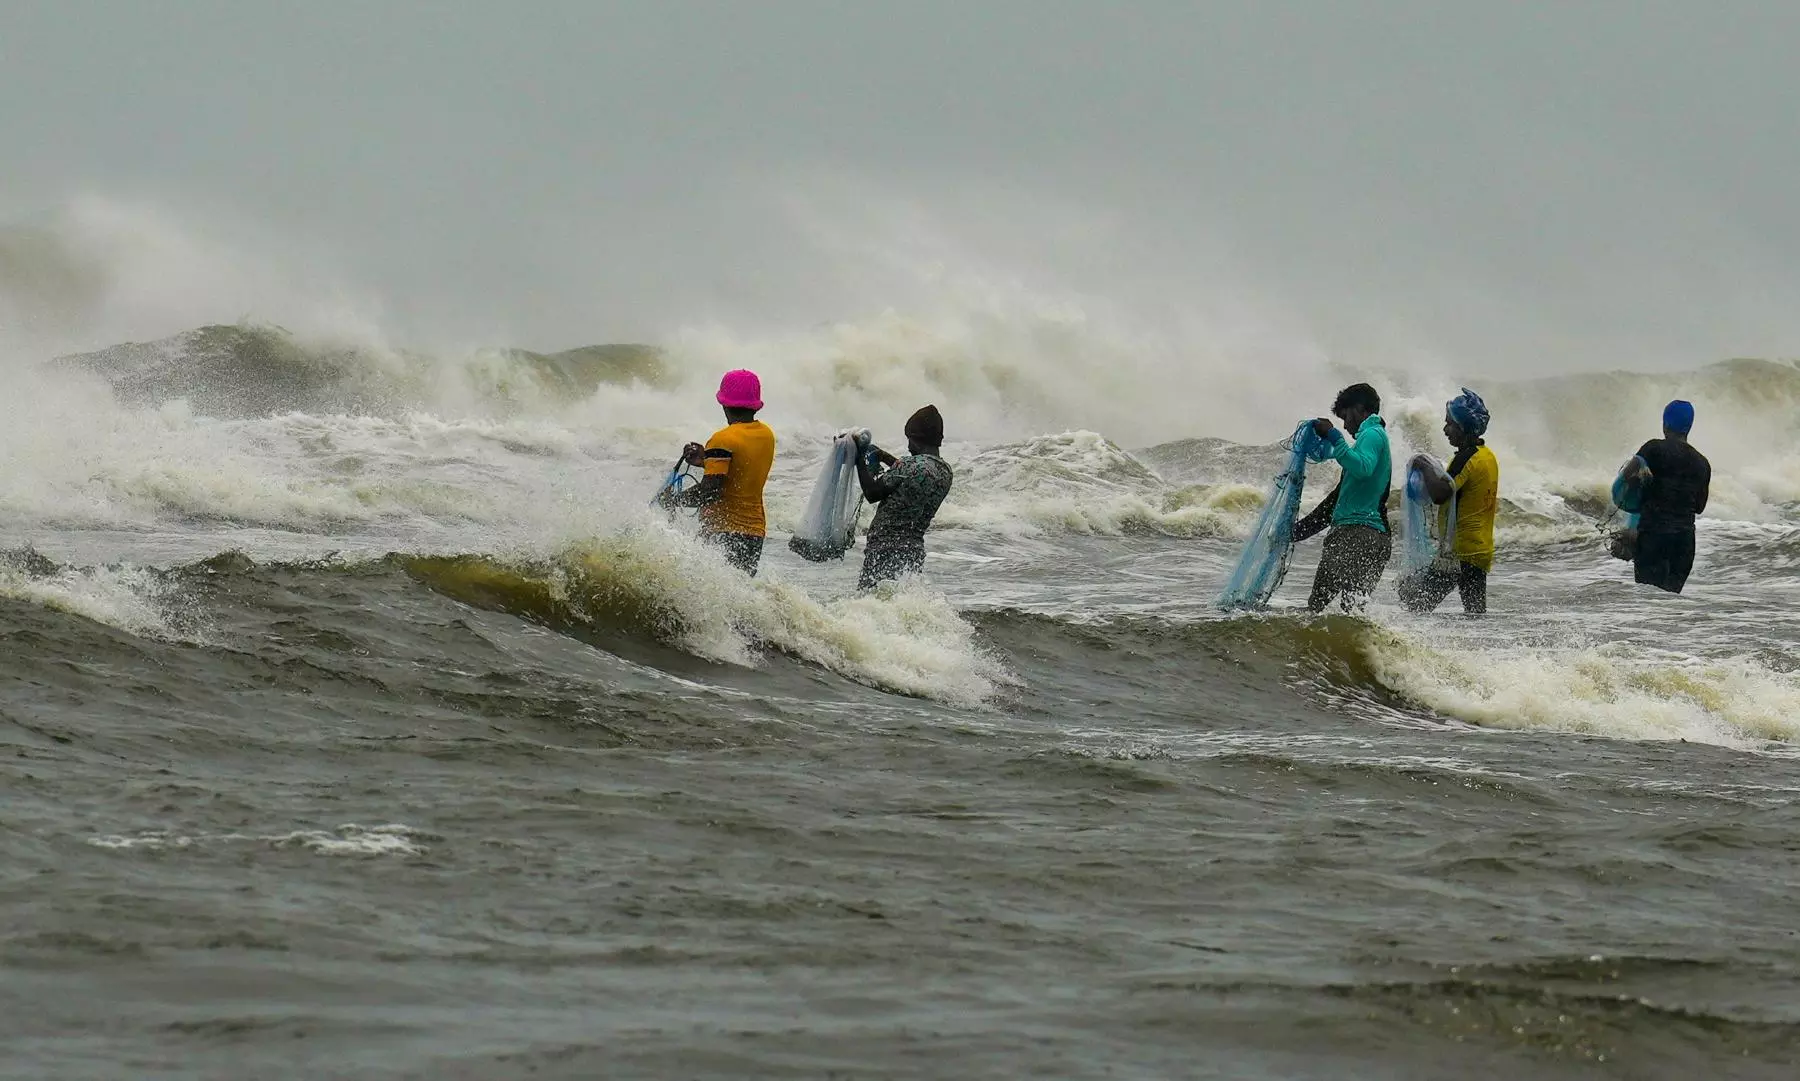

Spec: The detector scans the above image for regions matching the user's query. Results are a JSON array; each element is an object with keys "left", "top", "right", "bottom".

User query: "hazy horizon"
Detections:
[{"left": 4, "top": 1, "right": 1798, "bottom": 377}]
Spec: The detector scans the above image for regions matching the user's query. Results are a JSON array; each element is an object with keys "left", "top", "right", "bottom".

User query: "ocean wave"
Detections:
[
  {"left": 87, "top": 822, "right": 429, "bottom": 857},
  {"left": 394, "top": 529, "right": 1012, "bottom": 707},
  {"left": 976, "top": 607, "right": 1409, "bottom": 706},
  {"left": 1319, "top": 963, "right": 1800, "bottom": 1068},
  {"left": 1357, "top": 623, "right": 1800, "bottom": 750},
  {"left": 0, "top": 395, "right": 627, "bottom": 535},
  {"left": 2, "top": 536, "right": 1009, "bottom": 709},
  {"left": 930, "top": 430, "right": 1267, "bottom": 537},
  {"left": 976, "top": 607, "right": 1800, "bottom": 751},
  {"left": 0, "top": 548, "right": 199, "bottom": 641},
  {"left": 52, "top": 323, "right": 670, "bottom": 419},
  {"left": 16, "top": 306, "right": 1800, "bottom": 547}
]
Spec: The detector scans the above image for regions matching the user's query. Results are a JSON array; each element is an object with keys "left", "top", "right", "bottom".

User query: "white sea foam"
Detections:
[
  {"left": 86, "top": 823, "right": 428, "bottom": 856},
  {"left": 536, "top": 528, "right": 1014, "bottom": 708},
  {"left": 6, "top": 227, "right": 1798, "bottom": 553},
  {"left": 0, "top": 559, "right": 193, "bottom": 640},
  {"left": 1356, "top": 624, "right": 1800, "bottom": 750}
]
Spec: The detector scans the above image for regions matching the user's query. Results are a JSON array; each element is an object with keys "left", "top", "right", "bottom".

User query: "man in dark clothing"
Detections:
[
  {"left": 1621, "top": 399, "right": 1710, "bottom": 594},
  {"left": 854, "top": 405, "right": 954, "bottom": 590}
]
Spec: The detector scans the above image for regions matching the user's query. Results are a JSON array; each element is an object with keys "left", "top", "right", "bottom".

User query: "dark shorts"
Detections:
[
  {"left": 1398, "top": 561, "right": 1488, "bottom": 615},
  {"left": 1634, "top": 529, "right": 1695, "bottom": 594},
  {"left": 858, "top": 544, "right": 925, "bottom": 590},
  {"left": 1307, "top": 524, "right": 1392, "bottom": 613},
  {"left": 705, "top": 532, "right": 765, "bottom": 576}
]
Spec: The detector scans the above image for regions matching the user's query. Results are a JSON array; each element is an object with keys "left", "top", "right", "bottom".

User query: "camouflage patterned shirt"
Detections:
[{"left": 864, "top": 453, "right": 954, "bottom": 551}]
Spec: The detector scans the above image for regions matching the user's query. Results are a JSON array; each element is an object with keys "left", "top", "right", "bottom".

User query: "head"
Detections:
[
  {"left": 1662, "top": 399, "right": 1694, "bottom": 440},
  {"left": 903, "top": 404, "right": 943, "bottom": 455},
  {"left": 1444, "top": 387, "right": 1490, "bottom": 447},
  {"left": 715, "top": 369, "right": 763, "bottom": 421},
  {"left": 1331, "top": 383, "right": 1382, "bottom": 434}
]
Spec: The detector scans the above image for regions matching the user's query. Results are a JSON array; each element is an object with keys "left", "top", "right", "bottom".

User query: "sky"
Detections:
[{"left": 2, "top": 0, "right": 1798, "bottom": 374}]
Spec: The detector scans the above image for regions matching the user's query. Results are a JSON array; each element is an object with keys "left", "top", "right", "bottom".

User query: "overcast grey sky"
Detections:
[{"left": 3, "top": 0, "right": 1797, "bottom": 372}]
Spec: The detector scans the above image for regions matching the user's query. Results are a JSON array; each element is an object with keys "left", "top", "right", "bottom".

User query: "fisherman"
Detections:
[
  {"left": 852, "top": 405, "right": 954, "bottom": 589},
  {"left": 1399, "top": 388, "right": 1500, "bottom": 614},
  {"left": 1620, "top": 400, "right": 1710, "bottom": 594},
  {"left": 1292, "top": 383, "right": 1394, "bottom": 612},
  {"left": 661, "top": 369, "right": 776, "bottom": 575}
]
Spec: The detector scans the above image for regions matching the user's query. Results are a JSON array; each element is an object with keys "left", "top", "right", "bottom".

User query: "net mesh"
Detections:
[
  {"left": 789, "top": 432, "right": 866, "bottom": 562},
  {"left": 1217, "top": 421, "right": 1335, "bottom": 610},
  {"left": 1395, "top": 458, "right": 1447, "bottom": 583}
]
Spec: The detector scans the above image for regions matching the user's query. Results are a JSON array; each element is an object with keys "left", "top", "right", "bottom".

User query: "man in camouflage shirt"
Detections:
[{"left": 853, "top": 405, "right": 954, "bottom": 589}]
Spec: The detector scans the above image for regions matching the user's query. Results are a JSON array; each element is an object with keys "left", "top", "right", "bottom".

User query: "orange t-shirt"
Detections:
[{"left": 700, "top": 420, "right": 775, "bottom": 537}]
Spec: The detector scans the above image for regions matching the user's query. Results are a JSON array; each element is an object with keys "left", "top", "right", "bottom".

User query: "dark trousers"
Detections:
[
  {"left": 705, "top": 532, "right": 765, "bottom": 576},
  {"left": 858, "top": 545, "right": 925, "bottom": 590},
  {"left": 1399, "top": 561, "right": 1488, "bottom": 615},
  {"left": 1634, "top": 529, "right": 1695, "bottom": 594},
  {"left": 1307, "top": 525, "right": 1392, "bottom": 613}
]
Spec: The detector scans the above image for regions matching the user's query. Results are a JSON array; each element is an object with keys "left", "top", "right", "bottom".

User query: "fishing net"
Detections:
[
  {"left": 1217, "top": 420, "right": 1335, "bottom": 610},
  {"left": 649, "top": 459, "right": 698, "bottom": 506},
  {"left": 1395, "top": 456, "right": 1453, "bottom": 582},
  {"left": 1607, "top": 455, "right": 1646, "bottom": 560},
  {"left": 789, "top": 430, "right": 867, "bottom": 562},
  {"left": 1611, "top": 455, "right": 1647, "bottom": 515}
]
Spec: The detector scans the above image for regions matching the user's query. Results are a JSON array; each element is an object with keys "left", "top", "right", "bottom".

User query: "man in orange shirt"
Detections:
[{"left": 663, "top": 369, "right": 776, "bottom": 575}]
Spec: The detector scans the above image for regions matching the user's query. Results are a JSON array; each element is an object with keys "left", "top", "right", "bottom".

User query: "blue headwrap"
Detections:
[
  {"left": 1447, "top": 387, "right": 1490, "bottom": 437},
  {"left": 1663, "top": 399, "right": 1694, "bottom": 434}
]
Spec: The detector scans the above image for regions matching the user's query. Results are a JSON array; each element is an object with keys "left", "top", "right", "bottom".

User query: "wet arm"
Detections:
[
  {"left": 1293, "top": 486, "right": 1339, "bottom": 542},
  {"left": 673, "top": 474, "right": 725, "bottom": 508},
  {"left": 1411, "top": 456, "right": 1453, "bottom": 504},
  {"left": 675, "top": 447, "right": 732, "bottom": 507},
  {"left": 856, "top": 446, "right": 901, "bottom": 502}
]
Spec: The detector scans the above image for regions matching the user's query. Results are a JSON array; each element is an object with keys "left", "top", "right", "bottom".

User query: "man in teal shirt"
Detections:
[{"left": 1292, "top": 383, "right": 1394, "bottom": 612}]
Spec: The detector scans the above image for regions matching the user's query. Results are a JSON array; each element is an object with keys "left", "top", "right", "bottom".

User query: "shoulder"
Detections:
[
  {"left": 711, "top": 421, "right": 773, "bottom": 451},
  {"left": 1455, "top": 445, "right": 1497, "bottom": 482}
]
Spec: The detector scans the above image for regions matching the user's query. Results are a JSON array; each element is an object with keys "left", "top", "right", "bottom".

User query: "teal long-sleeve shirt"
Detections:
[{"left": 1326, "top": 414, "right": 1393, "bottom": 532}]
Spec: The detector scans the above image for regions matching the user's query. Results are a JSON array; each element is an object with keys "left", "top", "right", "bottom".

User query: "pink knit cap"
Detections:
[{"left": 715, "top": 369, "right": 763, "bottom": 410}]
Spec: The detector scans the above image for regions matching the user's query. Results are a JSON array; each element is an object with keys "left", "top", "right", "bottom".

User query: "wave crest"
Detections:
[{"left": 397, "top": 532, "right": 1011, "bottom": 706}]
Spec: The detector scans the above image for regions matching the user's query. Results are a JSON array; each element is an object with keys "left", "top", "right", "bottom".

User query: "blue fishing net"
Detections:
[
  {"left": 1217, "top": 421, "right": 1335, "bottom": 611},
  {"left": 649, "top": 461, "right": 698, "bottom": 506},
  {"left": 1395, "top": 457, "right": 1452, "bottom": 582},
  {"left": 1606, "top": 455, "right": 1645, "bottom": 559},
  {"left": 1611, "top": 455, "right": 1647, "bottom": 518}
]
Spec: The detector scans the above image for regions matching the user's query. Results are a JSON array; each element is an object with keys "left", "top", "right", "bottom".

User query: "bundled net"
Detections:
[
  {"left": 1217, "top": 420, "right": 1335, "bottom": 610},
  {"left": 1395, "top": 457, "right": 1453, "bottom": 583},
  {"left": 1607, "top": 455, "right": 1646, "bottom": 561},
  {"left": 789, "top": 431, "right": 867, "bottom": 562}
]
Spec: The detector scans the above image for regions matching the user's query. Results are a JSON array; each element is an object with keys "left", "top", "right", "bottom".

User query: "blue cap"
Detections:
[
  {"left": 1663, "top": 399, "right": 1694, "bottom": 433},
  {"left": 1447, "top": 387, "right": 1490, "bottom": 437}
]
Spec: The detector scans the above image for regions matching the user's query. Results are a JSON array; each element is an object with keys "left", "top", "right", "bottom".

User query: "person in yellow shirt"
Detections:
[
  {"left": 1400, "top": 388, "right": 1498, "bottom": 614},
  {"left": 662, "top": 369, "right": 776, "bottom": 575}
]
